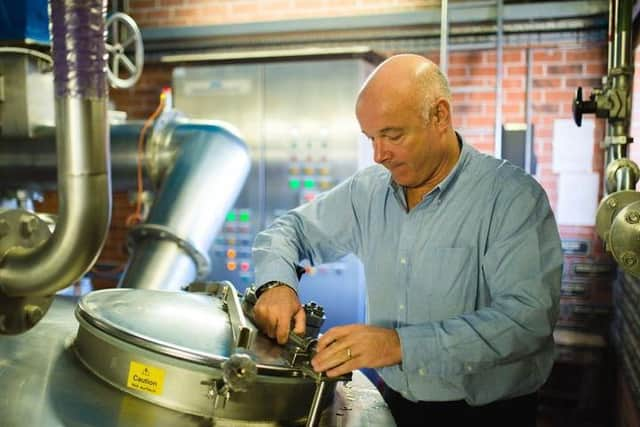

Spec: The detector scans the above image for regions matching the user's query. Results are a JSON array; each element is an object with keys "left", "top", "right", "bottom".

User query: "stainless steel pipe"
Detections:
[{"left": 0, "top": 0, "right": 111, "bottom": 299}]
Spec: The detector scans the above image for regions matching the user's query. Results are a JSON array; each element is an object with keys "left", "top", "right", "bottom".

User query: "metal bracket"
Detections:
[
  {"left": 221, "top": 281, "right": 257, "bottom": 351},
  {"left": 605, "top": 158, "right": 640, "bottom": 193},
  {"left": 201, "top": 378, "right": 231, "bottom": 410},
  {"left": 0, "top": 209, "right": 54, "bottom": 334},
  {"left": 200, "top": 352, "right": 258, "bottom": 410},
  {"left": 128, "top": 224, "right": 210, "bottom": 278}
]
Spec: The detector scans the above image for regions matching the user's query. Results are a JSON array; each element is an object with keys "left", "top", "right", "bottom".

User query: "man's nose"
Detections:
[{"left": 372, "top": 138, "right": 390, "bottom": 164}]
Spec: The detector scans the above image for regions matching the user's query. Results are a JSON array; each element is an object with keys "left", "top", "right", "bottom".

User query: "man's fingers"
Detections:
[
  {"left": 293, "top": 308, "right": 306, "bottom": 336},
  {"left": 316, "top": 325, "right": 350, "bottom": 351},
  {"left": 312, "top": 339, "right": 353, "bottom": 373},
  {"left": 275, "top": 316, "right": 290, "bottom": 344}
]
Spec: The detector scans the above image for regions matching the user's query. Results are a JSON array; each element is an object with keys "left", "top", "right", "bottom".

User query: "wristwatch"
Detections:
[{"left": 255, "top": 281, "right": 289, "bottom": 299}]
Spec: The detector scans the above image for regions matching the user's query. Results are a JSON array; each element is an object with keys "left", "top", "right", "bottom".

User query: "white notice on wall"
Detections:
[
  {"left": 552, "top": 118, "right": 595, "bottom": 173},
  {"left": 557, "top": 172, "right": 600, "bottom": 226}
]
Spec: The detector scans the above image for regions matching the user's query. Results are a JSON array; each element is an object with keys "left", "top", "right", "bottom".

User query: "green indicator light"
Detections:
[
  {"left": 239, "top": 211, "right": 250, "bottom": 222},
  {"left": 289, "top": 178, "right": 301, "bottom": 190},
  {"left": 304, "top": 178, "right": 315, "bottom": 189},
  {"left": 226, "top": 212, "right": 237, "bottom": 222}
]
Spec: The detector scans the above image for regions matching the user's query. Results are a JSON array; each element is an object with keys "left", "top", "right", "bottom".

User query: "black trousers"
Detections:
[{"left": 382, "top": 384, "right": 538, "bottom": 427}]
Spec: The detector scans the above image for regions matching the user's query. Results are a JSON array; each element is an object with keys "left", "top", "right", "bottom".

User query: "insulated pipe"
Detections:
[
  {"left": 119, "top": 119, "right": 250, "bottom": 291},
  {"left": 0, "top": 0, "right": 111, "bottom": 297}
]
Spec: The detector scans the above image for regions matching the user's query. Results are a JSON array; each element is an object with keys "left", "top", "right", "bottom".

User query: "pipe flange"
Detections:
[
  {"left": 595, "top": 190, "right": 640, "bottom": 243},
  {"left": 0, "top": 209, "right": 52, "bottom": 261},
  {"left": 605, "top": 158, "right": 640, "bottom": 193},
  {"left": 147, "top": 111, "right": 184, "bottom": 188},
  {"left": 609, "top": 200, "right": 640, "bottom": 277},
  {"left": 128, "top": 224, "right": 210, "bottom": 279},
  {"left": 0, "top": 209, "right": 54, "bottom": 334}
]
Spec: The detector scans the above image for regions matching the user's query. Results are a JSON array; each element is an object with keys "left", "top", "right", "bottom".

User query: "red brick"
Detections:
[
  {"left": 467, "top": 116, "right": 496, "bottom": 128},
  {"left": 533, "top": 50, "right": 564, "bottom": 62},
  {"left": 586, "top": 63, "right": 607, "bottom": 75},
  {"left": 502, "top": 78, "right": 523, "bottom": 89},
  {"left": 533, "top": 104, "right": 560, "bottom": 114},
  {"left": 447, "top": 66, "right": 468, "bottom": 77},
  {"left": 470, "top": 65, "right": 499, "bottom": 77},
  {"left": 468, "top": 91, "right": 495, "bottom": 102},
  {"left": 545, "top": 90, "right": 575, "bottom": 104},
  {"left": 533, "top": 78, "right": 562, "bottom": 88},
  {"left": 565, "top": 78, "right": 602, "bottom": 89},
  {"left": 565, "top": 48, "right": 607, "bottom": 62},
  {"left": 133, "top": 0, "right": 156, "bottom": 9},
  {"left": 506, "top": 65, "right": 526, "bottom": 76},
  {"left": 546, "top": 64, "right": 583, "bottom": 75}
]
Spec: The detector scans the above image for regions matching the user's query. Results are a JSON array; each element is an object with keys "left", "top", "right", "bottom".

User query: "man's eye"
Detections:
[{"left": 387, "top": 134, "right": 402, "bottom": 141}]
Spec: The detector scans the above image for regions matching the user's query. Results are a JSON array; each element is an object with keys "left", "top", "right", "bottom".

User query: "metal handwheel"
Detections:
[{"left": 106, "top": 12, "right": 144, "bottom": 89}]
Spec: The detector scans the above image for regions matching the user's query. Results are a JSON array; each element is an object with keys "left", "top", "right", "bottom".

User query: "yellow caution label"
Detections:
[{"left": 126, "top": 360, "right": 165, "bottom": 395}]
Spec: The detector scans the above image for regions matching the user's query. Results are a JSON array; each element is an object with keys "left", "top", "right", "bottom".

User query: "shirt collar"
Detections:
[{"left": 388, "top": 131, "right": 470, "bottom": 201}]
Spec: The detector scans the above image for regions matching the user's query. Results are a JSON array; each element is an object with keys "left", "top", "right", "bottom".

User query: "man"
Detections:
[{"left": 252, "top": 54, "right": 562, "bottom": 426}]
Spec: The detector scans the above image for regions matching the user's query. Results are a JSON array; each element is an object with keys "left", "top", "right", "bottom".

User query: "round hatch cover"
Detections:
[{"left": 74, "top": 288, "right": 332, "bottom": 423}]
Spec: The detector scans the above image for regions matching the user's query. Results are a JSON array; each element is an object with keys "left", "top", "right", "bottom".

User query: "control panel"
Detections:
[{"left": 173, "top": 58, "right": 375, "bottom": 330}]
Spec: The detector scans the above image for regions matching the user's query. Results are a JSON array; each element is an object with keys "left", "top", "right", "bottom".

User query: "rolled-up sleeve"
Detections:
[{"left": 252, "top": 177, "right": 363, "bottom": 289}]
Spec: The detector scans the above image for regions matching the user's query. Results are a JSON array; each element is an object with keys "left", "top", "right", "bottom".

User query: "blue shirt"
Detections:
[{"left": 252, "top": 138, "right": 563, "bottom": 405}]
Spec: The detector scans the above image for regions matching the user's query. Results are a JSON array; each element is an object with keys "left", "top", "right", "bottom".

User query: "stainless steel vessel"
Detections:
[
  {"left": 0, "top": 294, "right": 395, "bottom": 427},
  {"left": 74, "top": 287, "right": 335, "bottom": 424}
]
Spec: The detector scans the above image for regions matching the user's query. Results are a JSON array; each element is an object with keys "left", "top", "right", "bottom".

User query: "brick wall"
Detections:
[{"left": 127, "top": 0, "right": 439, "bottom": 27}]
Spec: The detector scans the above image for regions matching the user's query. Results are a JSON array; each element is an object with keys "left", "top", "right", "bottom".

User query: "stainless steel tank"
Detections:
[{"left": 0, "top": 291, "right": 395, "bottom": 426}]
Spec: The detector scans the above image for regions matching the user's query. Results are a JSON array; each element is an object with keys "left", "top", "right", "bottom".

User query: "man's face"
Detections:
[{"left": 356, "top": 96, "right": 447, "bottom": 190}]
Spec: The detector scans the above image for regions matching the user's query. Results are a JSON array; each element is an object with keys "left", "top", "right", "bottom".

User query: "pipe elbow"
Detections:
[{"left": 0, "top": 174, "right": 111, "bottom": 296}]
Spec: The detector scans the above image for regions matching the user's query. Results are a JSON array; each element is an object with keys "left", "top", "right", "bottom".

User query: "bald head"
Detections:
[{"left": 357, "top": 54, "right": 451, "bottom": 122}]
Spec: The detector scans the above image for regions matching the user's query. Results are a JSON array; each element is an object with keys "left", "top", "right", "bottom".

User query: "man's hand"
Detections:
[
  {"left": 253, "top": 285, "right": 306, "bottom": 344},
  {"left": 311, "top": 324, "right": 402, "bottom": 377}
]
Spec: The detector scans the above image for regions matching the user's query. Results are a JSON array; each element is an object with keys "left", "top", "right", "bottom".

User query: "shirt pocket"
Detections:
[{"left": 408, "top": 247, "right": 476, "bottom": 322}]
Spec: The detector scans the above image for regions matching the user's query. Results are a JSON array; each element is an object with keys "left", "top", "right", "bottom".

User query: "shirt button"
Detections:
[
  {"left": 465, "top": 364, "right": 473, "bottom": 373},
  {"left": 399, "top": 304, "right": 405, "bottom": 311},
  {"left": 400, "top": 258, "right": 407, "bottom": 264},
  {"left": 419, "top": 368, "right": 427, "bottom": 376}
]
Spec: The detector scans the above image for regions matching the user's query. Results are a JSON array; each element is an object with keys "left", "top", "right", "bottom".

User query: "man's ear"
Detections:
[{"left": 433, "top": 98, "right": 451, "bottom": 130}]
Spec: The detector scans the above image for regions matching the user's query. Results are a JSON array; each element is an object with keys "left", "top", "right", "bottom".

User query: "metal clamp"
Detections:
[
  {"left": 201, "top": 350, "right": 259, "bottom": 410},
  {"left": 284, "top": 331, "right": 351, "bottom": 427},
  {"left": 605, "top": 158, "right": 640, "bottom": 193},
  {"left": 201, "top": 378, "right": 231, "bottom": 410},
  {"left": 196, "top": 282, "right": 259, "bottom": 411},
  {"left": 221, "top": 281, "right": 257, "bottom": 351},
  {"left": 241, "top": 284, "right": 348, "bottom": 427},
  {"left": 128, "top": 224, "right": 210, "bottom": 278}
]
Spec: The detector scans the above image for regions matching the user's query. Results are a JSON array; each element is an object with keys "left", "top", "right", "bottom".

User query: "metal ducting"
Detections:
[{"left": 119, "top": 118, "right": 251, "bottom": 291}]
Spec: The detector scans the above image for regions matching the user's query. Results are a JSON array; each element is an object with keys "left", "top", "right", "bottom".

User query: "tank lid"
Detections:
[{"left": 75, "top": 288, "right": 293, "bottom": 373}]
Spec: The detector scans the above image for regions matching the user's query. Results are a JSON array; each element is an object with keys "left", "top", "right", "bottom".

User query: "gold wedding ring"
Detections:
[{"left": 346, "top": 347, "right": 352, "bottom": 360}]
